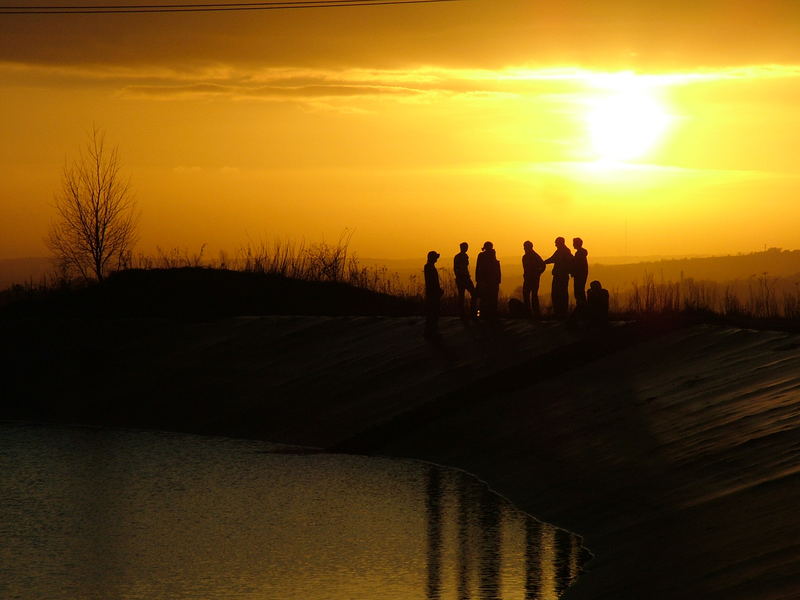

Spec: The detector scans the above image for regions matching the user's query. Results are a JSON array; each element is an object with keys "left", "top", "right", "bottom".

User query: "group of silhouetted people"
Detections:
[{"left": 424, "top": 238, "right": 609, "bottom": 338}]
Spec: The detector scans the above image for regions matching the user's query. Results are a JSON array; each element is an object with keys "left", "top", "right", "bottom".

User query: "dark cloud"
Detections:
[
  {"left": 5, "top": 60, "right": 799, "bottom": 108},
  {"left": 1, "top": 1, "right": 799, "bottom": 70}
]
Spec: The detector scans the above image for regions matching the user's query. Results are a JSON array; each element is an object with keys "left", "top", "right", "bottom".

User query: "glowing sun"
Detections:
[{"left": 585, "top": 83, "right": 673, "bottom": 163}]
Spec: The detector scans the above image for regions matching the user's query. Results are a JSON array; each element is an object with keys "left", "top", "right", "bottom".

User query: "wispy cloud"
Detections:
[
  {"left": 2, "top": 61, "right": 800, "bottom": 105},
  {"left": 120, "top": 82, "right": 429, "bottom": 101}
]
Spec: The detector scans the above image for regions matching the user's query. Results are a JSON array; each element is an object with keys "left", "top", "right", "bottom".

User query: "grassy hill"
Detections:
[{"left": 0, "top": 267, "right": 418, "bottom": 319}]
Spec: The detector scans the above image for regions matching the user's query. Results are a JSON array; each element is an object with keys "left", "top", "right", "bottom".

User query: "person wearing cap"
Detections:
[
  {"left": 475, "top": 241, "right": 501, "bottom": 318},
  {"left": 424, "top": 250, "right": 444, "bottom": 338},
  {"left": 522, "top": 240, "right": 546, "bottom": 318},
  {"left": 544, "top": 236, "right": 573, "bottom": 319},
  {"left": 453, "top": 242, "right": 476, "bottom": 319}
]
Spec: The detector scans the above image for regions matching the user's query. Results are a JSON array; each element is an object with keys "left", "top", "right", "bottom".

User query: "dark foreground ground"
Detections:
[{"left": 3, "top": 315, "right": 800, "bottom": 600}]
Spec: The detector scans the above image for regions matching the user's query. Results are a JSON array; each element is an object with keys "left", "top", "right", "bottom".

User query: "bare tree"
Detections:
[{"left": 46, "top": 128, "right": 138, "bottom": 281}]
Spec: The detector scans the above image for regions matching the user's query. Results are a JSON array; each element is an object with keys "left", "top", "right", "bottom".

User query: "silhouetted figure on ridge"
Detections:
[
  {"left": 587, "top": 280, "right": 609, "bottom": 323},
  {"left": 522, "top": 240, "right": 546, "bottom": 319},
  {"left": 544, "top": 237, "right": 573, "bottom": 319},
  {"left": 453, "top": 242, "right": 476, "bottom": 319},
  {"left": 475, "top": 241, "right": 501, "bottom": 319},
  {"left": 424, "top": 250, "right": 443, "bottom": 339},
  {"left": 572, "top": 237, "right": 588, "bottom": 307}
]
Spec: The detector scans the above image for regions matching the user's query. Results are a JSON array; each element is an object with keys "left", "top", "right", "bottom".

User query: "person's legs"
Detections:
[
  {"left": 553, "top": 274, "right": 569, "bottom": 318},
  {"left": 523, "top": 279, "right": 533, "bottom": 311},
  {"left": 573, "top": 274, "right": 587, "bottom": 306},
  {"left": 466, "top": 280, "right": 477, "bottom": 317},
  {"left": 456, "top": 283, "right": 466, "bottom": 316},
  {"left": 460, "top": 278, "right": 476, "bottom": 318},
  {"left": 559, "top": 275, "right": 570, "bottom": 317},
  {"left": 485, "top": 286, "right": 499, "bottom": 318},
  {"left": 530, "top": 277, "right": 541, "bottom": 318},
  {"left": 424, "top": 298, "right": 440, "bottom": 337}
]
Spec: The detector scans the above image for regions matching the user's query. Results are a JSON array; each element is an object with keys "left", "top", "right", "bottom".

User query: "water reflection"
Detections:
[
  {"left": 427, "top": 467, "right": 443, "bottom": 600},
  {"left": 1, "top": 424, "right": 587, "bottom": 600},
  {"left": 525, "top": 517, "right": 541, "bottom": 600},
  {"left": 425, "top": 467, "right": 586, "bottom": 600},
  {"left": 457, "top": 474, "right": 472, "bottom": 600},
  {"left": 478, "top": 484, "right": 501, "bottom": 600}
]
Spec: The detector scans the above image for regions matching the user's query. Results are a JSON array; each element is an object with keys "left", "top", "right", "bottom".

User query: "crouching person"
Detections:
[{"left": 586, "top": 280, "right": 609, "bottom": 323}]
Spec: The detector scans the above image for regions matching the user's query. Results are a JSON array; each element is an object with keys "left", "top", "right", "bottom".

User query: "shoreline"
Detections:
[{"left": 4, "top": 315, "right": 800, "bottom": 599}]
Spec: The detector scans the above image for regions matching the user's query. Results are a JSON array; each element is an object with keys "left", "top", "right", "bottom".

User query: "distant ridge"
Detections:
[
  {"left": 0, "top": 257, "right": 52, "bottom": 290},
  {"left": 361, "top": 249, "right": 800, "bottom": 294},
  {"left": 589, "top": 248, "right": 800, "bottom": 291}
]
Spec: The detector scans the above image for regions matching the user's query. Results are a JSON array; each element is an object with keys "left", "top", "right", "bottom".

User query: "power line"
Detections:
[
  {"left": 6, "top": 0, "right": 386, "bottom": 6},
  {"left": 0, "top": 0, "right": 461, "bottom": 14}
]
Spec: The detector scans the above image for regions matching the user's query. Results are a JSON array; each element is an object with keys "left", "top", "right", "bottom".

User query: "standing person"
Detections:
[
  {"left": 572, "top": 237, "right": 589, "bottom": 307},
  {"left": 475, "top": 241, "right": 501, "bottom": 319},
  {"left": 453, "top": 242, "right": 476, "bottom": 319},
  {"left": 521, "top": 240, "right": 546, "bottom": 318},
  {"left": 424, "top": 250, "right": 443, "bottom": 339},
  {"left": 544, "top": 237, "right": 573, "bottom": 319}
]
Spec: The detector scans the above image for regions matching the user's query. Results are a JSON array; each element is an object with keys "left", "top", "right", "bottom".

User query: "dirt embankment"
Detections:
[
  {"left": 345, "top": 323, "right": 800, "bottom": 600},
  {"left": 4, "top": 315, "right": 800, "bottom": 600}
]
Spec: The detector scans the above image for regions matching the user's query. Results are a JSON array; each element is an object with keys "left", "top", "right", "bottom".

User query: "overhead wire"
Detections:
[
  {"left": 0, "top": 0, "right": 461, "bottom": 14},
  {"left": 5, "top": 0, "right": 429, "bottom": 6}
]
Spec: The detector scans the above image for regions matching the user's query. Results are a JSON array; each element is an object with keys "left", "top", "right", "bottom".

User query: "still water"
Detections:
[{"left": 0, "top": 424, "right": 586, "bottom": 600}]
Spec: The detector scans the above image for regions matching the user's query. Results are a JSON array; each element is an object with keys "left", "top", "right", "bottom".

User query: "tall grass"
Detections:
[
  {"left": 616, "top": 272, "right": 800, "bottom": 320},
  {"left": 125, "top": 231, "right": 423, "bottom": 299}
]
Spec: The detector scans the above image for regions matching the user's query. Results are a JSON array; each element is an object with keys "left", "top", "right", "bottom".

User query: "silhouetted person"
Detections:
[
  {"left": 475, "top": 241, "right": 501, "bottom": 319},
  {"left": 572, "top": 237, "right": 588, "bottom": 307},
  {"left": 424, "top": 250, "right": 443, "bottom": 338},
  {"left": 453, "top": 242, "right": 476, "bottom": 319},
  {"left": 522, "top": 240, "right": 545, "bottom": 318},
  {"left": 587, "top": 280, "right": 609, "bottom": 323},
  {"left": 544, "top": 237, "right": 573, "bottom": 319}
]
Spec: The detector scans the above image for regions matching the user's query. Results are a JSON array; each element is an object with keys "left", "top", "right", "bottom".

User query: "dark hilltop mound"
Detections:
[{"left": 0, "top": 267, "right": 417, "bottom": 320}]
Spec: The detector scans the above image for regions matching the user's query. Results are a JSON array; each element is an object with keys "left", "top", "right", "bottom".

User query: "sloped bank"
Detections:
[
  {"left": 338, "top": 323, "right": 800, "bottom": 600},
  {"left": 4, "top": 315, "right": 800, "bottom": 599}
]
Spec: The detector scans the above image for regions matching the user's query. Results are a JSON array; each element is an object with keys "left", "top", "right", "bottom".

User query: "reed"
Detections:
[{"left": 613, "top": 273, "right": 800, "bottom": 320}]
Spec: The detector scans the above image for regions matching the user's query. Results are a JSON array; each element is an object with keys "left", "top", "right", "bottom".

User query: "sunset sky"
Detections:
[{"left": 1, "top": 0, "right": 799, "bottom": 261}]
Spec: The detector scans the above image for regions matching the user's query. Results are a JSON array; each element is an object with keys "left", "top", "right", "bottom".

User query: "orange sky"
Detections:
[{"left": 1, "top": 0, "right": 799, "bottom": 260}]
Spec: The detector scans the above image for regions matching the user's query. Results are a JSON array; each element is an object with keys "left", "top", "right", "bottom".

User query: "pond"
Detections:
[{"left": 0, "top": 423, "right": 587, "bottom": 600}]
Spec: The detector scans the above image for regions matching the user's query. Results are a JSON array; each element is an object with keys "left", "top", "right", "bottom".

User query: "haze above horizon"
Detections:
[{"left": 2, "top": 1, "right": 799, "bottom": 261}]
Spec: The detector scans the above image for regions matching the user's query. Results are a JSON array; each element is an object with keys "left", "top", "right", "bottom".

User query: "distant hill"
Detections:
[
  {"left": 0, "top": 257, "right": 53, "bottom": 290},
  {"left": 589, "top": 248, "right": 800, "bottom": 292},
  {"left": 363, "top": 249, "right": 800, "bottom": 295}
]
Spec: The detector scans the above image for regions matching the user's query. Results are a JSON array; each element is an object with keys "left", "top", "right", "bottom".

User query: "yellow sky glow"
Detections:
[{"left": 1, "top": 1, "right": 799, "bottom": 262}]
